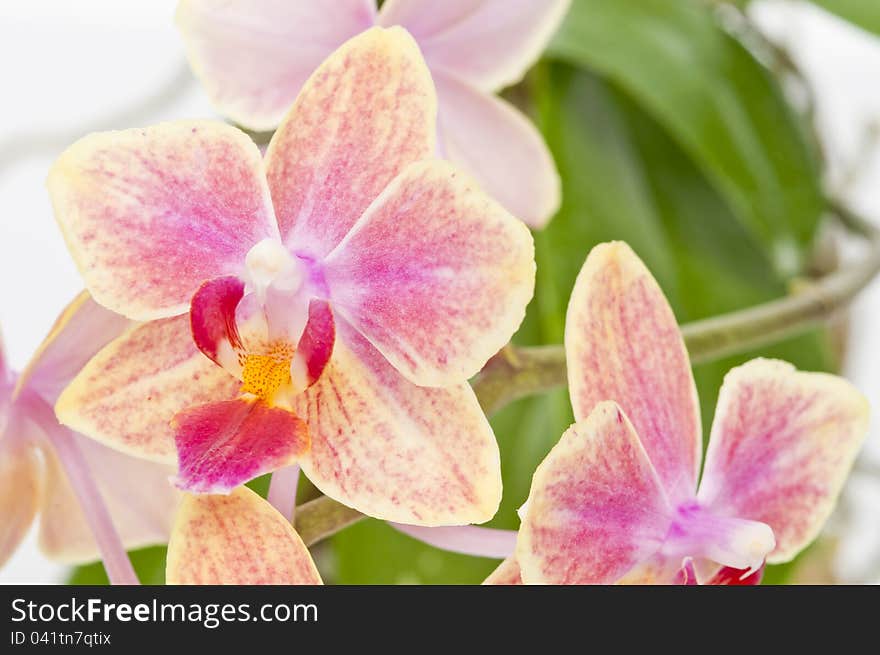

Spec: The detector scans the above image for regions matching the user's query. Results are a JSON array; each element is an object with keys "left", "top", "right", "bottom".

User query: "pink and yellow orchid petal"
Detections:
[
  {"left": 265, "top": 26, "right": 436, "bottom": 258},
  {"left": 297, "top": 323, "right": 501, "bottom": 526},
  {"left": 55, "top": 315, "right": 240, "bottom": 465},
  {"left": 172, "top": 398, "right": 309, "bottom": 494},
  {"left": 167, "top": 486, "right": 322, "bottom": 585},
  {"left": 324, "top": 160, "right": 534, "bottom": 387},
  {"left": 565, "top": 242, "right": 701, "bottom": 502},
  {"left": 176, "top": 0, "right": 376, "bottom": 131},
  {"left": 483, "top": 556, "right": 523, "bottom": 585},
  {"left": 47, "top": 121, "right": 277, "bottom": 321},
  {"left": 190, "top": 276, "right": 246, "bottom": 373},
  {"left": 0, "top": 421, "right": 42, "bottom": 568},
  {"left": 517, "top": 402, "right": 672, "bottom": 585},
  {"left": 379, "top": 0, "right": 571, "bottom": 91},
  {"left": 697, "top": 358, "right": 869, "bottom": 564},
  {"left": 38, "top": 435, "right": 179, "bottom": 563},
  {"left": 14, "top": 292, "right": 130, "bottom": 404},
  {"left": 434, "top": 73, "right": 560, "bottom": 228}
]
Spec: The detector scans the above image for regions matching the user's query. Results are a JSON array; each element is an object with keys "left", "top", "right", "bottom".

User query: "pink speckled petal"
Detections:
[
  {"left": 324, "top": 160, "right": 534, "bottom": 387},
  {"left": 297, "top": 322, "right": 501, "bottom": 525},
  {"left": 16, "top": 292, "right": 130, "bottom": 404},
  {"left": 265, "top": 26, "right": 436, "bottom": 258},
  {"left": 190, "top": 276, "right": 246, "bottom": 373},
  {"left": 48, "top": 121, "right": 277, "bottom": 320},
  {"left": 517, "top": 402, "right": 672, "bottom": 585},
  {"left": 173, "top": 398, "right": 309, "bottom": 494},
  {"left": 565, "top": 242, "right": 701, "bottom": 502},
  {"left": 379, "top": 0, "right": 571, "bottom": 91},
  {"left": 483, "top": 556, "right": 523, "bottom": 585},
  {"left": 39, "top": 434, "right": 179, "bottom": 563},
  {"left": 697, "top": 358, "right": 869, "bottom": 564},
  {"left": 56, "top": 315, "right": 241, "bottom": 465},
  {"left": 0, "top": 419, "right": 42, "bottom": 568},
  {"left": 176, "top": 0, "right": 376, "bottom": 131},
  {"left": 434, "top": 72, "right": 560, "bottom": 228},
  {"left": 167, "top": 486, "right": 322, "bottom": 585}
]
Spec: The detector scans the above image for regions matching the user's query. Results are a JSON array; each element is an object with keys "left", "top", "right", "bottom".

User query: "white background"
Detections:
[{"left": 0, "top": 0, "right": 878, "bottom": 583}]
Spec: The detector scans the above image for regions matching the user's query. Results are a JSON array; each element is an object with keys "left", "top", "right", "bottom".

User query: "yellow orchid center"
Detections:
[{"left": 240, "top": 342, "right": 295, "bottom": 402}]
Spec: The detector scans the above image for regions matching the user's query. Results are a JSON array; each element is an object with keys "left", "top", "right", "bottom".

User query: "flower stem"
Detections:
[
  {"left": 295, "top": 495, "right": 364, "bottom": 547},
  {"left": 388, "top": 523, "right": 516, "bottom": 559},
  {"left": 292, "top": 201, "right": 880, "bottom": 552},
  {"left": 23, "top": 393, "right": 139, "bottom": 585},
  {"left": 267, "top": 464, "right": 300, "bottom": 522}
]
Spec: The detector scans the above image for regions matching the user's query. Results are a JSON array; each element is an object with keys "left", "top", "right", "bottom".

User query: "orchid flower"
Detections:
[
  {"left": 48, "top": 28, "right": 535, "bottom": 527},
  {"left": 484, "top": 242, "right": 869, "bottom": 585},
  {"left": 166, "top": 487, "right": 320, "bottom": 584},
  {"left": 176, "top": 0, "right": 568, "bottom": 228},
  {"left": 0, "top": 293, "right": 179, "bottom": 582}
]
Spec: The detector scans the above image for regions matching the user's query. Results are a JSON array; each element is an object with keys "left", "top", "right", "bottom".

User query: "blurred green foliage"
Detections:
[
  {"left": 550, "top": 0, "right": 824, "bottom": 276},
  {"left": 70, "top": 0, "right": 840, "bottom": 586}
]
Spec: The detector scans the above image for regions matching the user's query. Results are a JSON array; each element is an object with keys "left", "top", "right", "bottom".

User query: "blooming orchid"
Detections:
[
  {"left": 48, "top": 28, "right": 535, "bottom": 527},
  {"left": 485, "top": 242, "right": 869, "bottom": 585},
  {"left": 0, "top": 293, "right": 178, "bottom": 579},
  {"left": 175, "top": 0, "right": 568, "bottom": 228}
]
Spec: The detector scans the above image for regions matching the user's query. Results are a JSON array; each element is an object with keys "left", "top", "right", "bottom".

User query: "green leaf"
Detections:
[
  {"left": 809, "top": 1, "right": 880, "bottom": 36},
  {"left": 549, "top": 0, "right": 824, "bottom": 275}
]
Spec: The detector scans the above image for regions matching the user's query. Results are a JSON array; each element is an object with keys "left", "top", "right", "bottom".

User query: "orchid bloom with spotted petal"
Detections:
[
  {"left": 49, "top": 27, "right": 534, "bottom": 527},
  {"left": 175, "top": 0, "right": 568, "bottom": 228},
  {"left": 167, "top": 487, "right": 321, "bottom": 585},
  {"left": 484, "top": 242, "right": 869, "bottom": 585},
  {"left": 0, "top": 294, "right": 179, "bottom": 574}
]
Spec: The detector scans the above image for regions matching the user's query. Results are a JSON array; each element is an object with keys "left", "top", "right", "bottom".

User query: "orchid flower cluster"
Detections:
[{"left": 0, "top": 1, "right": 870, "bottom": 586}]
